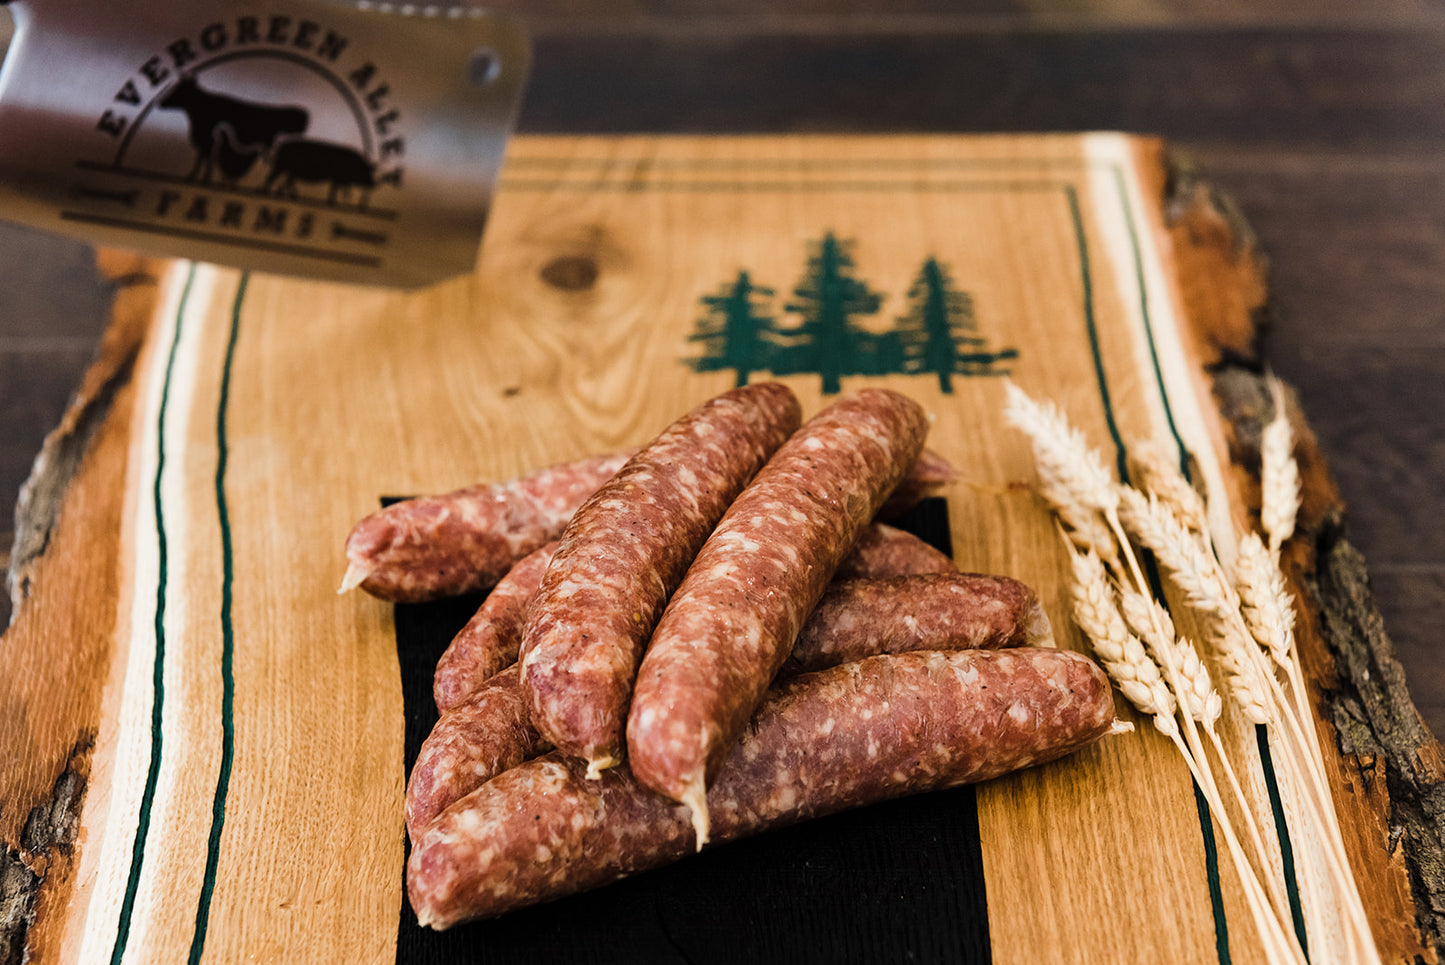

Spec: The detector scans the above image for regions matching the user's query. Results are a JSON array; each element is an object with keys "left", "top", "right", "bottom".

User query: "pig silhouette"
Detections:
[{"left": 264, "top": 139, "right": 377, "bottom": 207}]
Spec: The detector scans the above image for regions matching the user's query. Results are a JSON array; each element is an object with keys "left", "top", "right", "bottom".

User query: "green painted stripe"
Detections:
[
  {"left": 1065, "top": 184, "right": 1232, "bottom": 964},
  {"left": 1258, "top": 724, "right": 1311, "bottom": 956},
  {"left": 1193, "top": 783, "right": 1232, "bottom": 962},
  {"left": 187, "top": 272, "right": 248, "bottom": 964},
  {"left": 111, "top": 263, "right": 198, "bottom": 965},
  {"left": 1062, "top": 186, "right": 1127, "bottom": 475},
  {"left": 1104, "top": 162, "right": 1308, "bottom": 957},
  {"left": 1108, "top": 165, "right": 1187, "bottom": 474}
]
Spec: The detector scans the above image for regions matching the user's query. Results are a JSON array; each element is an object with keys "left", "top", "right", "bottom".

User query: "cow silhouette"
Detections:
[
  {"left": 159, "top": 75, "right": 309, "bottom": 183},
  {"left": 264, "top": 139, "right": 377, "bottom": 207}
]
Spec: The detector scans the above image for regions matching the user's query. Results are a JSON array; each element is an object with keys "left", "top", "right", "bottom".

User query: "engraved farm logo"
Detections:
[{"left": 69, "top": 15, "right": 406, "bottom": 269}]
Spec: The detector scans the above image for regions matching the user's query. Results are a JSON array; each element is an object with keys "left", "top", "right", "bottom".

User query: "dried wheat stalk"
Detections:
[
  {"left": 1261, "top": 375, "right": 1301, "bottom": 556},
  {"left": 1004, "top": 381, "right": 1379, "bottom": 965},
  {"left": 1067, "top": 546, "right": 1177, "bottom": 734},
  {"left": 1129, "top": 443, "right": 1210, "bottom": 535}
]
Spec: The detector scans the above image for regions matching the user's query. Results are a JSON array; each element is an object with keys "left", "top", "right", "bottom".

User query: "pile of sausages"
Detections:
[{"left": 343, "top": 384, "right": 1121, "bottom": 929}]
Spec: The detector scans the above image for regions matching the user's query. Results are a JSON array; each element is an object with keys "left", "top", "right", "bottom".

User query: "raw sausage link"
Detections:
[
  {"left": 408, "top": 647, "right": 1118, "bottom": 928},
  {"left": 429, "top": 522, "right": 952, "bottom": 719},
  {"left": 877, "top": 446, "right": 955, "bottom": 519},
  {"left": 342, "top": 452, "right": 634, "bottom": 603},
  {"left": 405, "top": 667, "right": 549, "bottom": 840},
  {"left": 782, "top": 572, "right": 1052, "bottom": 675},
  {"left": 522, "top": 383, "right": 803, "bottom": 776},
  {"left": 626, "top": 388, "right": 930, "bottom": 841},
  {"left": 832, "top": 522, "right": 954, "bottom": 580},
  {"left": 407, "top": 566, "right": 1035, "bottom": 838},
  {"left": 342, "top": 446, "right": 951, "bottom": 604},
  {"left": 433, "top": 542, "right": 558, "bottom": 713}
]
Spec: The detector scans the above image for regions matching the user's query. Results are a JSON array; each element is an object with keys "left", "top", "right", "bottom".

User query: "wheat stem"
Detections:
[
  {"left": 1062, "top": 521, "right": 1283, "bottom": 949},
  {"left": 1269, "top": 722, "right": 1379, "bottom": 964},
  {"left": 1100, "top": 509, "right": 1302, "bottom": 961},
  {"left": 1254, "top": 375, "right": 1327, "bottom": 786},
  {"left": 1167, "top": 727, "right": 1307, "bottom": 965},
  {"left": 1119, "top": 578, "right": 1285, "bottom": 923},
  {"left": 1218, "top": 549, "right": 1379, "bottom": 962},
  {"left": 1193, "top": 539, "right": 1372, "bottom": 954},
  {"left": 1204, "top": 727, "right": 1296, "bottom": 932},
  {"left": 1005, "top": 383, "right": 1375, "bottom": 961}
]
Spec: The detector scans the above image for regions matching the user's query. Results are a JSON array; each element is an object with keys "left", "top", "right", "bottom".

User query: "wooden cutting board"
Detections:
[{"left": 2, "top": 133, "right": 1438, "bottom": 964}]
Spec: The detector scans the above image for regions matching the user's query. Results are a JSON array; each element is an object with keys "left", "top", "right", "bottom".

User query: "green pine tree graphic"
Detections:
[
  {"left": 895, "top": 257, "right": 1017, "bottom": 393},
  {"left": 781, "top": 233, "right": 884, "bottom": 395},
  {"left": 686, "top": 271, "right": 778, "bottom": 387},
  {"left": 684, "top": 235, "right": 1018, "bottom": 394}
]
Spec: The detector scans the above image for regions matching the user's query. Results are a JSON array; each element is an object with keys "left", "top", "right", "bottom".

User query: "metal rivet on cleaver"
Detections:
[{"left": 0, "top": 0, "right": 529, "bottom": 288}]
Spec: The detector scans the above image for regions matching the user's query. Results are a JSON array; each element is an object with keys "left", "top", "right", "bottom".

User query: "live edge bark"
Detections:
[
  {"left": 0, "top": 735, "right": 91, "bottom": 965},
  {"left": 5, "top": 260, "right": 153, "bottom": 621},
  {"left": 1316, "top": 520, "right": 1445, "bottom": 956},
  {"left": 1178, "top": 147, "right": 1445, "bottom": 958},
  {"left": 1, "top": 255, "right": 157, "bottom": 965},
  {"left": 3, "top": 162, "right": 1442, "bottom": 962}
]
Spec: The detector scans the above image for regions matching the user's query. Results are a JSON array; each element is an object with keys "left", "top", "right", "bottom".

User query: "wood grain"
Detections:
[
  {"left": 0, "top": 132, "right": 1433, "bottom": 963},
  {"left": 1162, "top": 150, "right": 1437, "bottom": 960},
  {"left": 0, "top": 253, "right": 162, "bottom": 965},
  {"left": 6, "top": 12, "right": 1445, "bottom": 749}
]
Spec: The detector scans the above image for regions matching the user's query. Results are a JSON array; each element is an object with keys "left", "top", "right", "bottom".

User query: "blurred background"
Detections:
[{"left": 2, "top": 1, "right": 1442, "bottom": 735}]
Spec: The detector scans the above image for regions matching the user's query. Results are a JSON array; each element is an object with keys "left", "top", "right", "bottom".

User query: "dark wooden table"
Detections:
[{"left": 3, "top": 2, "right": 1442, "bottom": 746}]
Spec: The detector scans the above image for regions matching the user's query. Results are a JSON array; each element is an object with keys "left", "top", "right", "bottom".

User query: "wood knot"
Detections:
[{"left": 540, "top": 255, "right": 599, "bottom": 292}]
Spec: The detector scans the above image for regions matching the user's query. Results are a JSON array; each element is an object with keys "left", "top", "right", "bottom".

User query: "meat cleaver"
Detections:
[{"left": 0, "top": 0, "right": 529, "bottom": 288}]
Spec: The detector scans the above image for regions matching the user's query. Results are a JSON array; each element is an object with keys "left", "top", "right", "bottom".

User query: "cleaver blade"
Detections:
[{"left": 0, "top": 0, "right": 529, "bottom": 288}]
